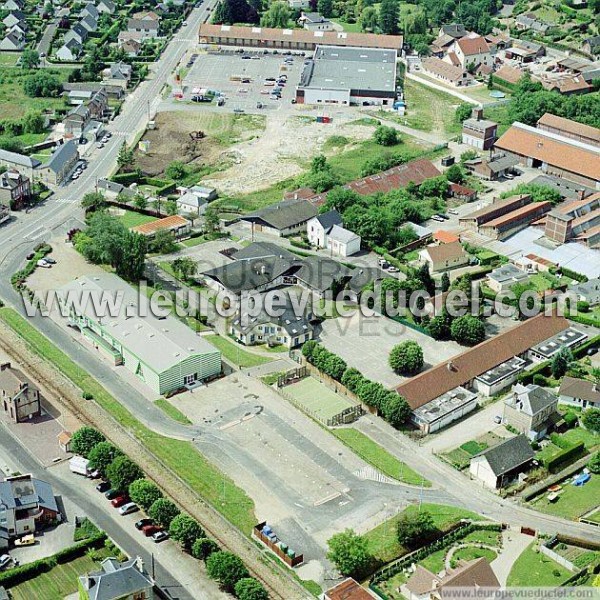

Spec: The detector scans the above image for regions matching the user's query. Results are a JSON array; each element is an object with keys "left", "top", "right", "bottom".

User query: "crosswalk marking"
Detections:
[{"left": 353, "top": 466, "right": 396, "bottom": 485}]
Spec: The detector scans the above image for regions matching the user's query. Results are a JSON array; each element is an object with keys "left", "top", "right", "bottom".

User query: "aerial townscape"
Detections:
[{"left": 0, "top": 0, "right": 599, "bottom": 596}]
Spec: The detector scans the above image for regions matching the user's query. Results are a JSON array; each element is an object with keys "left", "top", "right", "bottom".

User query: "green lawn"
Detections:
[
  {"left": 535, "top": 441, "right": 563, "bottom": 464},
  {"left": 461, "top": 529, "right": 501, "bottom": 547},
  {"left": 0, "top": 308, "right": 257, "bottom": 534},
  {"left": 507, "top": 542, "right": 572, "bottom": 587},
  {"left": 285, "top": 378, "right": 358, "bottom": 423},
  {"left": 205, "top": 334, "right": 272, "bottom": 368},
  {"left": 451, "top": 546, "right": 497, "bottom": 567},
  {"left": 154, "top": 398, "right": 192, "bottom": 424},
  {"left": 0, "top": 52, "right": 20, "bottom": 66},
  {"left": 117, "top": 210, "right": 157, "bottom": 229},
  {"left": 331, "top": 19, "right": 362, "bottom": 32},
  {"left": 530, "top": 474, "right": 600, "bottom": 520},
  {"left": 180, "top": 236, "right": 208, "bottom": 248},
  {"left": 420, "top": 548, "right": 446, "bottom": 574},
  {"left": 332, "top": 428, "right": 430, "bottom": 487},
  {"left": 560, "top": 427, "right": 600, "bottom": 451},
  {"left": 363, "top": 503, "right": 485, "bottom": 564},
  {"left": 9, "top": 554, "right": 106, "bottom": 600}
]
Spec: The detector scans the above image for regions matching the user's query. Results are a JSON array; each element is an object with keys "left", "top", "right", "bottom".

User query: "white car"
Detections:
[
  {"left": 0, "top": 555, "right": 12, "bottom": 569},
  {"left": 37, "top": 259, "right": 51, "bottom": 268},
  {"left": 118, "top": 502, "right": 139, "bottom": 516},
  {"left": 96, "top": 142, "right": 104, "bottom": 149}
]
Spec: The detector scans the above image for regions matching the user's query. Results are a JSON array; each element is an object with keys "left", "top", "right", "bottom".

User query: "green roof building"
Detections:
[{"left": 60, "top": 274, "right": 221, "bottom": 395}]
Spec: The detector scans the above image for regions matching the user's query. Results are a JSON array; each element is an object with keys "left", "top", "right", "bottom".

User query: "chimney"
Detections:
[
  {"left": 472, "top": 107, "right": 483, "bottom": 121},
  {"left": 0, "top": 363, "right": 10, "bottom": 372},
  {"left": 577, "top": 189, "right": 587, "bottom": 202},
  {"left": 135, "top": 556, "right": 145, "bottom": 573}
]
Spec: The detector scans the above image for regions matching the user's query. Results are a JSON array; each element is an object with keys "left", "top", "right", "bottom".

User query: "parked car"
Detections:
[
  {"left": 14, "top": 535, "right": 35, "bottom": 547},
  {"left": 387, "top": 266, "right": 399, "bottom": 273},
  {"left": 291, "top": 99, "right": 297, "bottom": 104},
  {"left": 448, "top": 209, "right": 459, "bottom": 215},
  {"left": 26, "top": 252, "right": 35, "bottom": 261},
  {"left": 241, "top": 55, "right": 251, "bottom": 60},
  {"left": 96, "top": 481, "right": 110, "bottom": 493},
  {"left": 435, "top": 213, "right": 449, "bottom": 220},
  {"left": 78, "top": 137, "right": 88, "bottom": 145},
  {"left": 431, "top": 215, "right": 445, "bottom": 222},
  {"left": 105, "top": 489, "right": 120, "bottom": 500},
  {"left": 233, "top": 108, "right": 245, "bottom": 113},
  {"left": 265, "top": 77, "right": 276, "bottom": 81},
  {"left": 0, "top": 555, "right": 11, "bottom": 570},
  {"left": 37, "top": 259, "right": 51, "bottom": 268},
  {"left": 182, "top": 20, "right": 188, "bottom": 25},
  {"left": 251, "top": 56, "right": 260, "bottom": 60},
  {"left": 111, "top": 496, "right": 129, "bottom": 508},
  {"left": 96, "top": 142, "right": 104, "bottom": 149},
  {"left": 152, "top": 531, "right": 169, "bottom": 543},
  {"left": 44, "top": 257, "right": 56, "bottom": 264},
  {"left": 118, "top": 502, "right": 139, "bottom": 516},
  {"left": 493, "top": 415, "right": 502, "bottom": 424},
  {"left": 135, "top": 518, "right": 154, "bottom": 530},
  {"left": 142, "top": 524, "right": 163, "bottom": 536},
  {"left": 217, "top": 97, "right": 225, "bottom": 106}
]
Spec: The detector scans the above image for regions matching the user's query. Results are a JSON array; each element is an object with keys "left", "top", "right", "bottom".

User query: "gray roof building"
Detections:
[
  {"left": 0, "top": 476, "right": 58, "bottom": 514},
  {"left": 569, "top": 278, "right": 600, "bottom": 306},
  {"left": 79, "top": 557, "right": 153, "bottom": 600},
  {"left": 559, "top": 376, "right": 600, "bottom": 407},
  {"left": 314, "top": 209, "right": 342, "bottom": 232},
  {"left": 232, "top": 241, "right": 296, "bottom": 261},
  {"left": 474, "top": 435, "right": 535, "bottom": 477},
  {"left": 296, "top": 255, "right": 353, "bottom": 293},
  {"left": 505, "top": 383, "right": 557, "bottom": 416},
  {"left": 0, "top": 149, "right": 41, "bottom": 170},
  {"left": 440, "top": 23, "right": 467, "bottom": 39},
  {"left": 44, "top": 140, "right": 78, "bottom": 175},
  {"left": 242, "top": 198, "right": 318, "bottom": 232}
]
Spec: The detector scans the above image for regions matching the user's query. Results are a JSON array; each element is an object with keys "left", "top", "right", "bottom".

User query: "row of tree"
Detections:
[
  {"left": 301, "top": 341, "right": 411, "bottom": 426},
  {"left": 70, "top": 427, "right": 268, "bottom": 599}
]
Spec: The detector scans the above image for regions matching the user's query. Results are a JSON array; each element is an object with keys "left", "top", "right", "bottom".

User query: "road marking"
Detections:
[{"left": 313, "top": 491, "right": 341, "bottom": 507}]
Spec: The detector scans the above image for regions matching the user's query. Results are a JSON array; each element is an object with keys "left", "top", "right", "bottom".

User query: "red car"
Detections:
[
  {"left": 111, "top": 496, "right": 129, "bottom": 508},
  {"left": 142, "top": 525, "right": 163, "bottom": 537}
]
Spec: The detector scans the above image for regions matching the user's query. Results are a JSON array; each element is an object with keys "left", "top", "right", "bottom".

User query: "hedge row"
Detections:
[
  {"left": 549, "top": 265, "right": 587, "bottom": 283},
  {"left": 544, "top": 441, "right": 586, "bottom": 473}
]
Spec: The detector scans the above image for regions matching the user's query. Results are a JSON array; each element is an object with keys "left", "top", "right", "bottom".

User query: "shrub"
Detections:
[
  {"left": 148, "top": 498, "right": 180, "bottom": 529},
  {"left": 128, "top": 479, "right": 163, "bottom": 511},
  {"left": 234, "top": 577, "right": 269, "bottom": 600},
  {"left": 206, "top": 551, "right": 249, "bottom": 592},
  {"left": 168, "top": 514, "right": 205, "bottom": 552},
  {"left": 192, "top": 537, "right": 219, "bottom": 561},
  {"left": 70, "top": 426, "right": 105, "bottom": 458},
  {"left": 389, "top": 341, "right": 424, "bottom": 375}
]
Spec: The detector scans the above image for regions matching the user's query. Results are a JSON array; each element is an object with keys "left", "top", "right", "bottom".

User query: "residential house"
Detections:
[
  {"left": 541, "top": 75, "right": 593, "bottom": 96},
  {"left": 505, "top": 39, "right": 546, "bottom": 63},
  {"left": 79, "top": 14, "right": 98, "bottom": 33},
  {"left": 421, "top": 57, "right": 473, "bottom": 87},
  {"left": 230, "top": 299, "right": 314, "bottom": 349},
  {"left": 583, "top": 36, "right": 600, "bottom": 56},
  {"left": 448, "top": 35, "right": 493, "bottom": 69},
  {"left": 127, "top": 17, "right": 159, "bottom": 39},
  {"left": 102, "top": 62, "right": 133, "bottom": 88},
  {"left": 0, "top": 31, "right": 26, "bottom": 51},
  {"left": 80, "top": 3, "right": 99, "bottom": 21},
  {"left": 38, "top": 140, "right": 79, "bottom": 185},
  {"left": 307, "top": 209, "right": 342, "bottom": 248},
  {"left": 130, "top": 215, "right": 191, "bottom": 239},
  {"left": 433, "top": 230, "right": 459, "bottom": 244},
  {"left": 3, "top": 10, "right": 25, "bottom": 28},
  {"left": 287, "top": 0, "right": 311, "bottom": 10},
  {"left": 176, "top": 193, "right": 208, "bottom": 217},
  {"left": 325, "top": 578, "right": 376, "bottom": 600},
  {"left": 493, "top": 65, "right": 524, "bottom": 87},
  {"left": 56, "top": 38, "right": 83, "bottom": 61},
  {"left": 1, "top": 0, "right": 23, "bottom": 10},
  {"left": 515, "top": 13, "right": 550, "bottom": 34},
  {"left": 97, "top": 0, "right": 116, "bottom": 13},
  {"left": 0, "top": 362, "right": 41, "bottom": 424},
  {"left": 0, "top": 149, "right": 40, "bottom": 180},
  {"left": 299, "top": 12, "right": 333, "bottom": 31},
  {"left": 404, "top": 558, "right": 500, "bottom": 600},
  {"left": 65, "top": 22, "right": 89, "bottom": 45},
  {"left": 0, "top": 475, "right": 59, "bottom": 548},
  {"left": 121, "top": 38, "right": 141, "bottom": 57},
  {"left": 503, "top": 383, "right": 558, "bottom": 440},
  {"left": 240, "top": 198, "right": 318, "bottom": 237},
  {"left": 470, "top": 435, "right": 535, "bottom": 488},
  {"left": 0, "top": 170, "right": 31, "bottom": 209},
  {"left": 448, "top": 182, "right": 477, "bottom": 202},
  {"left": 439, "top": 23, "right": 468, "bottom": 39},
  {"left": 462, "top": 108, "right": 498, "bottom": 151},
  {"left": 78, "top": 557, "right": 154, "bottom": 600},
  {"left": 486, "top": 263, "right": 530, "bottom": 293},
  {"left": 559, "top": 376, "right": 600, "bottom": 410},
  {"left": 528, "top": 327, "right": 587, "bottom": 362},
  {"left": 87, "top": 89, "right": 108, "bottom": 120},
  {"left": 419, "top": 241, "right": 469, "bottom": 272},
  {"left": 64, "top": 104, "right": 90, "bottom": 138},
  {"left": 463, "top": 154, "right": 520, "bottom": 181},
  {"left": 429, "top": 33, "right": 456, "bottom": 56},
  {"left": 569, "top": 278, "right": 600, "bottom": 306},
  {"left": 327, "top": 225, "right": 361, "bottom": 257},
  {"left": 8, "top": 21, "right": 27, "bottom": 37}
]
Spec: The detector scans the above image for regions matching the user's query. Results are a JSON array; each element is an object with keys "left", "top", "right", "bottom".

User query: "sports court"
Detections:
[{"left": 284, "top": 376, "right": 362, "bottom": 426}]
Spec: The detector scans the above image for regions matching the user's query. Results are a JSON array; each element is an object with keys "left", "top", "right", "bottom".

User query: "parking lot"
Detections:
[{"left": 181, "top": 51, "right": 305, "bottom": 112}]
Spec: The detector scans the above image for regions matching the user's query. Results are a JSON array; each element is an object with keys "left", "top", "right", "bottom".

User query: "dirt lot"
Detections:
[{"left": 134, "top": 111, "right": 266, "bottom": 177}]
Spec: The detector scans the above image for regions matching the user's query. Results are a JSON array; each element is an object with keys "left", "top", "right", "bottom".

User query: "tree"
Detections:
[
  {"left": 22, "top": 112, "right": 45, "bottom": 134},
  {"left": 133, "top": 194, "right": 148, "bottom": 210},
  {"left": 378, "top": 0, "right": 399, "bottom": 34},
  {"left": 428, "top": 312, "right": 452, "bottom": 340},
  {"left": 116, "top": 141, "right": 135, "bottom": 171},
  {"left": 206, "top": 551, "right": 249, "bottom": 592},
  {"left": 204, "top": 207, "right": 220, "bottom": 233},
  {"left": 81, "top": 191, "right": 107, "bottom": 212},
  {"left": 360, "top": 6, "right": 379, "bottom": 31},
  {"left": 500, "top": 183, "right": 561, "bottom": 206},
  {"left": 441, "top": 272, "right": 450, "bottom": 293},
  {"left": 551, "top": 346, "right": 573, "bottom": 379},
  {"left": 70, "top": 427, "right": 105, "bottom": 458},
  {"left": 168, "top": 514, "right": 205, "bottom": 552},
  {"left": 380, "top": 392, "right": 411, "bottom": 427},
  {"left": 451, "top": 315, "right": 485, "bottom": 346},
  {"left": 235, "top": 578, "right": 269, "bottom": 600},
  {"left": 416, "top": 263, "right": 435, "bottom": 296},
  {"left": 327, "top": 529, "right": 373, "bottom": 579},
  {"left": 301, "top": 339, "right": 318, "bottom": 361},
  {"left": 149, "top": 498, "right": 180, "bottom": 529},
  {"left": 212, "top": 0, "right": 258, "bottom": 24},
  {"left": 21, "top": 49, "right": 40, "bottom": 70},
  {"left": 588, "top": 452, "right": 600, "bottom": 475},
  {"left": 23, "top": 71, "right": 62, "bottom": 97},
  {"left": 373, "top": 125, "right": 399, "bottom": 146},
  {"left": 128, "top": 479, "right": 163, "bottom": 511},
  {"left": 119, "top": 231, "right": 147, "bottom": 282},
  {"left": 171, "top": 257, "right": 197, "bottom": 281},
  {"left": 396, "top": 510, "right": 438, "bottom": 549},
  {"left": 165, "top": 160, "right": 188, "bottom": 181},
  {"left": 445, "top": 164, "right": 465, "bottom": 183},
  {"left": 192, "top": 537, "right": 220, "bottom": 561},
  {"left": 316, "top": 0, "right": 333, "bottom": 17},
  {"left": 389, "top": 341, "right": 424, "bottom": 375},
  {"left": 320, "top": 187, "right": 361, "bottom": 214},
  {"left": 87, "top": 442, "right": 122, "bottom": 476},
  {"left": 311, "top": 154, "right": 329, "bottom": 173},
  {"left": 341, "top": 367, "right": 364, "bottom": 393},
  {"left": 106, "top": 456, "right": 143, "bottom": 493},
  {"left": 151, "top": 229, "right": 177, "bottom": 254},
  {"left": 582, "top": 408, "right": 600, "bottom": 435},
  {"left": 261, "top": 1, "right": 291, "bottom": 27},
  {"left": 325, "top": 355, "right": 347, "bottom": 381}
]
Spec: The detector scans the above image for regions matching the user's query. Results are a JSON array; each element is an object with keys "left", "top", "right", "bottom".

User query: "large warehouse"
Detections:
[
  {"left": 59, "top": 274, "right": 221, "bottom": 395},
  {"left": 295, "top": 45, "right": 398, "bottom": 106}
]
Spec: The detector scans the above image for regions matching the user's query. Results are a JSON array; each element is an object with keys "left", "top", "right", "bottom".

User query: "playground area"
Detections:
[{"left": 282, "top": 375, "right": 363, "bottom": 427}]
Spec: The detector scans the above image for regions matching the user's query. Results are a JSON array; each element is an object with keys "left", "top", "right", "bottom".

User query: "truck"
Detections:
[{"left": 69, "top": 455, "right": 94, "bottom": 477}]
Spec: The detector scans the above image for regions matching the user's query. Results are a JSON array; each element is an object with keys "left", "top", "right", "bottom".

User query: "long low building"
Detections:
[
  {"left": 459, "top": 194, "right": 532, "bottom": 231},
  {"left": 494, "top": 121, "right": 600, "bottom": 189},
  {"left": 478, "top": 200, "right": 552, "bottom": 240},
  {"left": 199, "top": 23, "right": 403, "bottom": 52},
  {"left": 296, "top": 45, "right": 397, "bottom": 106},
  {"left": 59, "top": 274, "right": 221, "bottom": 395}
]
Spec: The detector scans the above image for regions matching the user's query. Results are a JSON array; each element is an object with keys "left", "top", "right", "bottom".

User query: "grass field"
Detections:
[
  {"left": 530, "top": 474, "right": 600, "bottom": 520},
  {"left": 363, "top": 503, "right": 485, "bottom": 564},
  {"left": 154, "top": 398, "right": 192, "bottom": 424},
  {"left": 285, "top": 377, "right": 357, "bottom": 423},
  {"left": 116, "top": 210, "right": 157, "bottom": 229},
  {"left": 332, "top": 428, "right": 429, "bottom": 486},
  {"left": 507, "top": 542, "right": 572, "bottom": 587},
  {"left": 441, "top": 432, "right": 503, "bottom": 470},
  {"left": 451, "top": 546, "right": 497, "bottom": 567},
  {"left": 560, "top": 427, "right": 600, "bottom": 451},
  {"left": 0, "top": 308, "right": 257, "bottom": 534},
  {"left": 331, "top": 19, "right": 362, "bottom": 32},
  {"left": 205, "top": 334, "right": 272, "bottom": 368},
  {"left": 9, "top": 553, "right": 106, "bottom": 600}
]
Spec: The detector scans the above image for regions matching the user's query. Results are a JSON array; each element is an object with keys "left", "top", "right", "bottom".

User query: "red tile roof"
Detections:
[
  {"left": 325, "top": 578, "right": 375, "bottom": 600},
  {"left": 494, "top": 65, "right": 524, "bottom": 85},
  {"left": 131, "top": 215, "right": 190, "bottom": 235},
  {"left": 434, "top": 230, "right": 460, "bottom": 244},
  {"left": 537, "top": 113, "right": 600, "bottom": 145},
  {"left": 481, "top": 201, "right": 552, "bottom": 229},
  {"left": 456, "top": 35, "right": 491, "bottom": 55}
]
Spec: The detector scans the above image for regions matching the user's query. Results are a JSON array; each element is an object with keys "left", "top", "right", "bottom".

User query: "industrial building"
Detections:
[
  {"left": 295, "top": 46, "right": 397, "bottom": 106},
  {"left": 459, "top": 194, "right": 532, "bottom": 231},
  {"left": 478, "top": 200, "right": 552, "bottom": 240},
  {"left": 544, "top": 192, "right": 600, "bottom": 247},
  {"left": 59, "top": 274, "right": 221, "bottom": 395},
  {"left": 461, "top": 108, "right": 498, "bottom": 150}
]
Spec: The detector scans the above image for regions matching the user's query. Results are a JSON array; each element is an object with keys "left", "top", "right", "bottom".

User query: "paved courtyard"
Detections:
[{"left": 319, "top": 312, "right": 464, "bottom": 388}]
